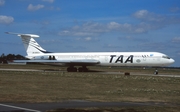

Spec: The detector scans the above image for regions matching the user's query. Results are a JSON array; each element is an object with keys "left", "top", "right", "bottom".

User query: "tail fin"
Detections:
[{"left": 6, "top": 32, "right": 50, "bottom": 56}]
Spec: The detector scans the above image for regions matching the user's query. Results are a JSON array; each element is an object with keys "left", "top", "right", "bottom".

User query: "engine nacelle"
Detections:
[{"left": 32, "top": 55, "right": 56, "bottom": 60}]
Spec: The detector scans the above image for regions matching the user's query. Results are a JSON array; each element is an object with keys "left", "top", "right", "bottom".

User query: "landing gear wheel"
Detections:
[
  {"left": 78, "top": 67, "right": 88, "bottom": 72},
  {"left": 67, "top": 67, "right": 77, "bottom": 72},
  {"left": 78, "top": 67, "right": 83, "bottom": 72}
]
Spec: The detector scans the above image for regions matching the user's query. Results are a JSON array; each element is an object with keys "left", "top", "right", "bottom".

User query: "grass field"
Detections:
[{"left": 0, "top": 64, "right": 180, "bottom": 111}]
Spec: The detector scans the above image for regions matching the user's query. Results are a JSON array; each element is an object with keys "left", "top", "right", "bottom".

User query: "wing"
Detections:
[{"left": 8, "top": 59, "right": 100, "bottom": 66}]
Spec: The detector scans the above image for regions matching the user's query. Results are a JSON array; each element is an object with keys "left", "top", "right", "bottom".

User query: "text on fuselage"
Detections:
[{"left": 109, "top": 55, "right": 133, "bottom": 63}]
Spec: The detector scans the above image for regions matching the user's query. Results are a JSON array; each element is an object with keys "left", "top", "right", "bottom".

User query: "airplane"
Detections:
[{"left": 6, "top": 32, "right": 175, "bottom": 73}]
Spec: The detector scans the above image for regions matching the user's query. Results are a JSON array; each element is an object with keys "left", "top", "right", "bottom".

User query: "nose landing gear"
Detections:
[{"left": 154, "top": 68, "right": 158, "bottom": 75}]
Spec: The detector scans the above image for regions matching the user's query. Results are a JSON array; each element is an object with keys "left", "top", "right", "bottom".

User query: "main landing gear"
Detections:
[{"left": 67, "top": 66, "right": 88, "bottom": 72}]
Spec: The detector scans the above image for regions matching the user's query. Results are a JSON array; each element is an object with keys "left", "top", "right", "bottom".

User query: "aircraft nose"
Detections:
[{"left": 170, "top": 58, "right": 175, "bottom": 64}]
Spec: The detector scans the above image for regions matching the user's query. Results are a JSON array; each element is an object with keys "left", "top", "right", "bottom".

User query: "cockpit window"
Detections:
[{"left": 162, "top": 55, "right": 170, "bottom": 59}]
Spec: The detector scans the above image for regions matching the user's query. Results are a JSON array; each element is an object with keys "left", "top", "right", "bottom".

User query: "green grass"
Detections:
[{"left": 0, "top": 65, "right": 180, "bottom": 103}]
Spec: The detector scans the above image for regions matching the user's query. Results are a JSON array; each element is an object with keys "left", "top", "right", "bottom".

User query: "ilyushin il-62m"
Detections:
[{"left": 6, "top": 32, "right": 174, "bottom": 74}]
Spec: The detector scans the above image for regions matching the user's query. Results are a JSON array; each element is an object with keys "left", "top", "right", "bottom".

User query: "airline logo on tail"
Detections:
[{"left": 5, "top": 32, "right": 51, "bottom": 56}]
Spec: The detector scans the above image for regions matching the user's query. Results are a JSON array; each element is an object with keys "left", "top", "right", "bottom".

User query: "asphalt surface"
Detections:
[
  {"left": 0, "top": 68, "right": 43, "bottom": 72},
  {"left": 0, "top": 68, "right": 180, "bottom": 77},
  {"left": 0, "top": 100, "right": 178, "bottom": 112}
]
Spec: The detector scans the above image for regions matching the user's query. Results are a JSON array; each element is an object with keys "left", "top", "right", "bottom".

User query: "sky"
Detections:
[{"left": 0, "top": 0, "right": 180, "bottom": 67}]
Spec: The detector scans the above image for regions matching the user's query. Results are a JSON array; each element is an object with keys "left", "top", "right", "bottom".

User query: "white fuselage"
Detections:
[{"left": 28, "top": 52, "right": 174, "bottom": 67}]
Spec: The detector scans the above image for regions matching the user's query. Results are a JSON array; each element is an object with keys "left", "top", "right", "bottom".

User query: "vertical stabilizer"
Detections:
[
  {"left": 21, "top": 37, "right": 46, "bottom": 56},
  {"left": 6, "top": 32, "right": 50, "bottom": 56}
]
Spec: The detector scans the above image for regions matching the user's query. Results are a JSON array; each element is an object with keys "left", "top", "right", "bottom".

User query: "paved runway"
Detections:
[
  {"left": 102, "top": 72, "right": 180, "bottom": 77},
  {"left": 0, "top": 68, "right": 180, "bottom": 78},
  {"left": 0, "top": 100, "right": 178, "bottom": 112},
  {"left": 104, "top": 72, "right": 180, "bottom": 77},
  {"left": 0, "top": 68, "right": 43, "bottom": 71}
]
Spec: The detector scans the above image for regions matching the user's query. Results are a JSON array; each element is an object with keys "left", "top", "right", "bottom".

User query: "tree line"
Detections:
[{"left": 0, "top": 53, "right": 26, "bottom": 64}]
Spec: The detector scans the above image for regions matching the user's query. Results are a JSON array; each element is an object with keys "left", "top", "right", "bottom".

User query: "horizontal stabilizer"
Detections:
[{"left": 5, "top": 32, "right": 39, "bottom": 38}]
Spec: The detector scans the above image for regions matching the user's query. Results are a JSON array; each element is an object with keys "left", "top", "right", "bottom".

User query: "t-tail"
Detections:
[{"left": 5, "top": 32, "right": 51, "bottom": 58}]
